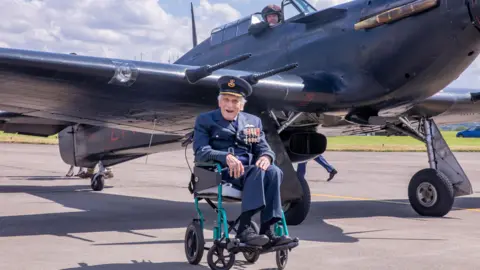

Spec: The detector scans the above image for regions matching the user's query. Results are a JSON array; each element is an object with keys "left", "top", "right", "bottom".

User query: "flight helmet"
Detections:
[{"left": 261, "top": 4, "right": 283, "bottom": 23}]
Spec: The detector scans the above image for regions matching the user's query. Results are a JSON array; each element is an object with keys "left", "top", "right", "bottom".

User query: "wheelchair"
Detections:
[{"left": 184, "top": 161, "right": 299, "bottom": 270}]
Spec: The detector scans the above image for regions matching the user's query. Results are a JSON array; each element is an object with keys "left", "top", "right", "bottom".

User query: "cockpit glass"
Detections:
[
  {"left": 292, "top": 0, "right": 316, "bottom": 13},
  {"left": 281, "top": 0, "right": 317, "bottom": 20},
  {"left": 283, "top": 4, "right": 300, "bottom": 21}
]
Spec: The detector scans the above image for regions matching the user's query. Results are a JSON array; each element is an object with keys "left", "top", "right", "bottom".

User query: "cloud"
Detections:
[
  {"left": 0, "top": 0, "right": 240, "bottom": 62},
  {"left": 0, "top": 0, "right": 475, "bottom": 88}
]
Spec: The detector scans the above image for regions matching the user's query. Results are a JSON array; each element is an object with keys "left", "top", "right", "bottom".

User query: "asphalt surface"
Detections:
[{"left": 1, "top": 143, "right": 480, "bottom": 269}]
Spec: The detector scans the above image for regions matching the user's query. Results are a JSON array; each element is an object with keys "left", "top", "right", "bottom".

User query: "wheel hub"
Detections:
[
  {"left": 416, "top": 182, "right": 438, "bottom": 207},
  {"left": 187, "top": 231, "right": 197, "bottom": 257}
]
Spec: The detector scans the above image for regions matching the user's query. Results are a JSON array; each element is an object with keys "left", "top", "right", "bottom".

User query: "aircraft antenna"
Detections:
[
  {"left": 191, "top": 2, "right": 198, "bottom": 48},
  {"left": 145, "top": 117, "right": 157, "bottom": 164}
]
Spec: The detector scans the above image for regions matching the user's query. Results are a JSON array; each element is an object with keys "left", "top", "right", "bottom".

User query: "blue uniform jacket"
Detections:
[{"left": 192, "top": 109, "right": 275, "bottom": 166}]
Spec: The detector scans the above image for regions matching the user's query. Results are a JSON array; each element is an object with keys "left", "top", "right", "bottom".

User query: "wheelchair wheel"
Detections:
[
  {"left": 184, "top": 221, "right": 205, "bottom": 265},
  {"left": 207, "top": 243, "right": 235, "bottom": 270},
  {"left": 243, "top": 221, "right": 260, "bottom": 263},
  {"left": 276, "top": 249, "right": 288, "bottom": 270}
]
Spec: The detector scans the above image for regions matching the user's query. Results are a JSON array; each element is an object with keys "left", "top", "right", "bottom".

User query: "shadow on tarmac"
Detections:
[
  {"left": 63, "top": 261, "right": 209, "bottom": 270},
  {"left": 63, "top": 260, "right": 282, "bottom": 270},
  {"left": 1, "top": 184, "right": 479, "bottom": 245}
]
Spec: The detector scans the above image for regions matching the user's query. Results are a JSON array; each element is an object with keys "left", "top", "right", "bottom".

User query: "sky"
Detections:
[{"left": 0, "top": 0, "right": 478, "bottom": 88}]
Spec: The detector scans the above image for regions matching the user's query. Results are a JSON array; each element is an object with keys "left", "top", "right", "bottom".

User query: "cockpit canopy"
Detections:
[
  {"left": 281, "top": 0, "right": 317, "bottom": 21},
  {"left": 209, "top": 0, "right": 317, "bottom": 46}
]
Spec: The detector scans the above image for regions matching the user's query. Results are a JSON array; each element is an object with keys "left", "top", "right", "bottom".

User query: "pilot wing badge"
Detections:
[{"left": 243, "top": 124, "right": 260, "bottom": 144}]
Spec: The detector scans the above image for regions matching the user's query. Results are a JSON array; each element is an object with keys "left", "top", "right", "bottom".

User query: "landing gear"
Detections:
[
  {"left": 77, "top": 168, "right": 93, "bottom": 179},
  {"left": 283, "top": 174, "right": 311, "bottom": 226},
  {"left": 66, "top": 166, "right": 88, "bottom": 178},
  {"left": 255, "top": 110, "right": 315, "bottom": 226},
  {"left": 90, "top": 161, "right": 107, "bottom": 191},
  {"left": 387, "top": 117, "right": 473, "bottom": 217},
  {"left": 408, "top": 168, "right": 454, "bottom": 216},
  {"left": 66, "top": 165, "right": 75, "bottom": 177},
  {"left": 91, "top": 173, "right": 105, "bottom": 191}
]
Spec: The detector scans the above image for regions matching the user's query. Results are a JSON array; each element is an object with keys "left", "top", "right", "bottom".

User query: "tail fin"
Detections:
[{"left": 191, "top": 2, "right": 198, "bottom": 48}]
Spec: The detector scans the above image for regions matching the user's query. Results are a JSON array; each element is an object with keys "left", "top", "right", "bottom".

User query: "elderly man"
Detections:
[{"left": 192, "top": 75, "right": 292, "bottom": 247}]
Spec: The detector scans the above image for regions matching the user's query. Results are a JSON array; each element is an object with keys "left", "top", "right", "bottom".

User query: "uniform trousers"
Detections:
[{"left": 221, "top": 164, "right": 283, "bottom": 224}]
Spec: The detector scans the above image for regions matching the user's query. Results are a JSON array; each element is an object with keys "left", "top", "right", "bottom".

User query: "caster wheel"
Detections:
[
  {"left": 91, "top": 174, "right": 105, "bottom": 191},
  {"left": 243, "top": 249, "right": 260, "bottom": 263},
  {"left": 276, "top": 249, "right": 288, "bottom": 270},
  {"left": 184, "top": 221, "right": 205, "bottom": 265},
  {"left": 207, "top": 243, "right": 235, "bottom": 270},
  {"left": 243, "top": 221, "right": 260, "bottom": 263}
]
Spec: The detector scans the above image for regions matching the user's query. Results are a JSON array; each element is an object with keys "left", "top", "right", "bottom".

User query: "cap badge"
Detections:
[{"left": 228, "top": 79, "right": 235, "bottom": 88}]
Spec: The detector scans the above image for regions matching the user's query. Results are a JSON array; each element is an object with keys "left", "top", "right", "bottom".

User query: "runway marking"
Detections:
[{"left": 312, "top": 193, "right": 480, "bottom": 213}]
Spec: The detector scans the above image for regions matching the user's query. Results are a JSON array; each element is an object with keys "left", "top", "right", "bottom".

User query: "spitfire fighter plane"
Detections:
[{"left": 1, "top": 0, "right": 480, "bottom": 225}]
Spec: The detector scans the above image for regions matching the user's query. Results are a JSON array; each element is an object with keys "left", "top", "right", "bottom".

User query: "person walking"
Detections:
[{"left": 297, "top": 155, "right": 338, "bottom": 182}]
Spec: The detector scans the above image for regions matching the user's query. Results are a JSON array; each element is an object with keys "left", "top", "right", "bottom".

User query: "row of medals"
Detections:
[{"left": 243, "top": 127, "right": 260, "bottom": 144}]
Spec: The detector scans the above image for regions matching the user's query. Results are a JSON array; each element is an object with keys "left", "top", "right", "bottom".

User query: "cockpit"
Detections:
[
  {"left": 209, "top": 0, "right": 317, "bottom": 46},
  {"left": 281, "top": 0, "right": 317, "bottom": 21}
]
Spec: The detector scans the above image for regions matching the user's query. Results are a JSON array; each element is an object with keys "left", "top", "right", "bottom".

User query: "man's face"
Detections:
[
  {"left": 266, "top": 14, "right": 279, "bottom": 25},
  {"left": 218, "top": 94, "right": 244, "bottom": 121}
]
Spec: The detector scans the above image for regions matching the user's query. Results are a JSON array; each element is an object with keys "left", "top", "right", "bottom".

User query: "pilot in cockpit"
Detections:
[{"left": 261, "top": 4, "right": 283, "bottom": 27}]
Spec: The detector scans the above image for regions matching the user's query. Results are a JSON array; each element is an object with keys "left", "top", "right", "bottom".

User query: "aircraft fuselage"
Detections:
[{"left": 177, "top": 0, "right": 480, "bottom": 115}]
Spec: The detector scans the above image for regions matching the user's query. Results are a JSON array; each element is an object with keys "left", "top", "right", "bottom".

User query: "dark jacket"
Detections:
[{"left": 192, "top": 109, "right": 275, "bottom": 166}]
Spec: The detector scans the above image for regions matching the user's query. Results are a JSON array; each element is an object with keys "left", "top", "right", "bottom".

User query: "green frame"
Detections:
[{"left": 193, "top": 162, "right": 290, "bottom": 242}]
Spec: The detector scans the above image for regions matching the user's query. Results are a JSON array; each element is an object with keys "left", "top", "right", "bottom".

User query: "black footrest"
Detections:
[
  {"left": 260, "top": 238, "right": 300, "bottom": 254},
  {"left": 227, "top": 238, "right": 300, "bottom": 254},
  {"left": 228, "top": 242, "right": 263, "bottom": 253}
]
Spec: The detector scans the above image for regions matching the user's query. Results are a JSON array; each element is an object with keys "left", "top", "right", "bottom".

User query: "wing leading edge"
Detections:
[{"left": 0, "top": 48, "right": 329, "bottom": 135}]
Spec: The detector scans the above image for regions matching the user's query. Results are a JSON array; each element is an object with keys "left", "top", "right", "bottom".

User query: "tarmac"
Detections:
[{"left": 1, "top": 143, "right": 480, "bottom": 270}]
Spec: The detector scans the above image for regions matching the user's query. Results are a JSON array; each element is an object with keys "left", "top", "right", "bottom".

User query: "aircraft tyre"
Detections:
[
  {"left": 283, "top": 174, "right": 311, "bottom": 226},
  {"left": 408, "top": 168, "right": 454, "bottom": 217},
  {"left": 91, "top": 173, "right": 105, "bottom": 191}
]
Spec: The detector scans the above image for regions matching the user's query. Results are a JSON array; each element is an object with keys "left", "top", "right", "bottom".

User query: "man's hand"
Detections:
[
  {"left": 226, "top": 154, "right": 244, "bottom": 178},
  {"left": 256, "top": 155, "right": 271, "bottom": 171}
]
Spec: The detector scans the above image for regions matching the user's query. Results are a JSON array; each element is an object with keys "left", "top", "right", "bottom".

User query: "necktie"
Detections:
[{"left": 230, "top": 119, "right": 238, "bottom": 131}]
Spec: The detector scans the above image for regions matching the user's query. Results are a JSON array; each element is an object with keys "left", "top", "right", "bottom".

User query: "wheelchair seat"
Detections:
[
  {"left": 189, "top": 162, "right": 243, "bottom": 203},
  {"left": 196, "top": 182, "right": 242, "bottom": 202}
]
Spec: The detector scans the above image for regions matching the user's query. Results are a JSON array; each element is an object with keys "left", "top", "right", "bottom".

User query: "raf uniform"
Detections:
[{"left": 192, "top": 75, "right": 289, "bottom": 246}]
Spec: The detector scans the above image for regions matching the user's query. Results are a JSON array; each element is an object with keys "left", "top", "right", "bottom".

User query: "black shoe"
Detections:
[
  {"left": 236, "top": 227, "right": 269, "bottom": 246},
  {"left": 264, "top": 229, "right": 293, "bottom": 246},
  {"left": 327, "top": 169, "right": 337, "bottom": 182}
]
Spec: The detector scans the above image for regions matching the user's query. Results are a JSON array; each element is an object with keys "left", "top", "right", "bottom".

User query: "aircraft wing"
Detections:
[
  {"left": 0, "top": 48, "right": 308, "bottom": 135},
  {"left": 316, "top": 87, "right": 480, "bottom": 136},
  {"left": 0, "top": 111, "right": 72, "bottom": 137}
]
